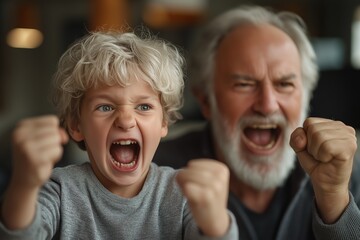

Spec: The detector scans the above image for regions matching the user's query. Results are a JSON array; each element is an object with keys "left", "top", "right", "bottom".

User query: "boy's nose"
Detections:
[
  {"left": 253, "top": 83, "right": 280, "bottom": 116},
  {"left": 114, "top": 109, "right": 136, "bottom": 130}
]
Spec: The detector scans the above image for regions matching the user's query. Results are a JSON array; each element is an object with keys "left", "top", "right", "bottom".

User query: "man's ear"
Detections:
[
  {"left": 67, "top": 118, "right": 84, "bottom": 142},
  {"left": 193, "top": 89, "right": 211, "bottom": 120}
]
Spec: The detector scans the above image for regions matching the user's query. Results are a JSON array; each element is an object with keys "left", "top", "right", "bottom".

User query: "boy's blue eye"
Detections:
[
  {"left": 137, "top": 104, "right": 151, "bottom": 111},
  {"left": 97, "top": 105, "right": 113, "bottom": 112}
]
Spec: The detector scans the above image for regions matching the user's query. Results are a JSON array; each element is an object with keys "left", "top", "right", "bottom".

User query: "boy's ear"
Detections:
[
  {"left": 161, "top": 120, "right": 168, "bottom": 138},
  {"left": 67, "top": 118, "right": 84, "bottom": 142}
]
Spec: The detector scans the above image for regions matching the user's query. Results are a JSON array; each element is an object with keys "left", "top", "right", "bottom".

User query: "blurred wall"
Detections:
[
  {"left": 1, "top": 0, "right": 359, "bottom": 130},
  {"left": 1, "top": 0, "right": 360, "bottom": 188}
]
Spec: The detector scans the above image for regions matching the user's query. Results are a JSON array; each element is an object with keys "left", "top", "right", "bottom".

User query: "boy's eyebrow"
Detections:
[
  {"left": 86, "top": 93, "right": 113, "bottom": 102},
  {"left": 135, "top": 95, "right": 159, "bottom": 100},
  {"left": 87, "top": 93, "right": 159, "bottom": 102}
]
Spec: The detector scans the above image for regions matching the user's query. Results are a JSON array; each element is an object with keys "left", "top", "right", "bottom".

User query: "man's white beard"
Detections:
[{"left": 210, "top": 98, "right": 306, "bottom": 190}]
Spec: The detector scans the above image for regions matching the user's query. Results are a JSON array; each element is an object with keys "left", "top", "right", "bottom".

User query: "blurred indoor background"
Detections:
[{"left": 1, "top": 0, "right": 360, "bottom": 193}]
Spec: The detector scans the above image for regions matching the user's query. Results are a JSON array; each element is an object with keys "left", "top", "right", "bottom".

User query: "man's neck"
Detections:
[{"left": 229, "top": 175, "right": 277, "bottom": 213}]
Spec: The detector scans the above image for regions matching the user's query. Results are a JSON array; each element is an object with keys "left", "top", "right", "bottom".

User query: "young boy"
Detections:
[{"left": 0, "top": 31, "right": 238, "bottom": 239}]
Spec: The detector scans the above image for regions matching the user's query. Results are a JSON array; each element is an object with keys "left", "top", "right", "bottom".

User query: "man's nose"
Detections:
[
  {"left": 253, "top": 83, "right": 280, "bottom": 116},
  {"left": 114, "top": 109, "right": 136, "bottom": 130}
]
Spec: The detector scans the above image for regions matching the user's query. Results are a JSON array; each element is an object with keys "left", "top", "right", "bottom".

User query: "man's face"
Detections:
[
  {"left": 70, "top": 80, "right": 168, "bottom": 197},
  {"left": 203, "top": 24, "right": 304, "bottom": 190}
]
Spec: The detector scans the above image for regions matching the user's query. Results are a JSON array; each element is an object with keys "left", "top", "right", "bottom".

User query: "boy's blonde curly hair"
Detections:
[{"left": 52, "top": 30, "right": 185, "bottom": 150}]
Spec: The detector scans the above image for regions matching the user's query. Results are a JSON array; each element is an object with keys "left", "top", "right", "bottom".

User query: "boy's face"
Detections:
[{"left": 70, "top": 80, "right": 168, "bottom": 197}]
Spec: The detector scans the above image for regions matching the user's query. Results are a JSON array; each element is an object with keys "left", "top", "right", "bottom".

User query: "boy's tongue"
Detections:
[
  {"left": 244, "top": 128, "right": 273, "bottom": 146},
  {"left": 110, "top": 145, "right": 135, "bottom": 164}
]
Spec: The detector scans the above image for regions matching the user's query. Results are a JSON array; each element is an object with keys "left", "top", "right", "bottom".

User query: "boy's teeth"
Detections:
[
  {"left": 111, "top": 157, "right": 136, "bottom": 168},
  {"left": 113, "top": 140, "right": 136, "bottom": 145}
]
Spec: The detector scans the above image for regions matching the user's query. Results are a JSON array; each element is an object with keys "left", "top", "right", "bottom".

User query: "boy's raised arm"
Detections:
[
  {"left": 176, "top": 159, "right": 230, "bottom": 237},
  {"left": 1, "top": 115, "right": 68, "bottom": 230}
]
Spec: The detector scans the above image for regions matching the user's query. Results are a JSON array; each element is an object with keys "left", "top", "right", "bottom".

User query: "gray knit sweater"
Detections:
[{"left": 0, "top": 162, "right": 238, "bottom": 239}]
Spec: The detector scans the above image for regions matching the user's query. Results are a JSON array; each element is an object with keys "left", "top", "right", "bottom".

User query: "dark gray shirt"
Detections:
[{"left": 154, "top": 124, "right": 360, "bottom": 240}]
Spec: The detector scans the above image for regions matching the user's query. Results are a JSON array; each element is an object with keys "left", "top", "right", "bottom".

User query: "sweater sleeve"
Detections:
[
  {"left": 0, "top": 204, "right": 46, "bottom": 240},
  {"left": 312, "top": 192, "right": 360, "bottom": 240},
  {"left": 0, "top": 177, "right": 61, "bottom": 240},
  {"left": 184, "top": 210, "right": 239, "bottom": 240}
]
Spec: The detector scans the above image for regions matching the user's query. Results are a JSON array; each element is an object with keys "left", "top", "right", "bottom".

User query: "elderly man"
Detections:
[{"left": 154, "top": 5, "right": 360, "bottom": 240}]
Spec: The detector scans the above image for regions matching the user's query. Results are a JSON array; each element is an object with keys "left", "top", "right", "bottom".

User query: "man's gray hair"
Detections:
[{"left": 190, "top": 5, "right": 318, "bottom": 110}]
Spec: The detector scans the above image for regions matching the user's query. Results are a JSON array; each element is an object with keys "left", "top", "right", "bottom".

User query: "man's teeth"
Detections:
[
  {"left": 263, "top": 139, "right": 276, "bottom": 149},
  {"left": 251, "top": 124, "right": 277, "bottom": 129},
  {"left": 247, "top": 138, "right": 276, "bottom": 150},
  {"left": 113, "top": 140, "right": 137, "bottom": 145}
]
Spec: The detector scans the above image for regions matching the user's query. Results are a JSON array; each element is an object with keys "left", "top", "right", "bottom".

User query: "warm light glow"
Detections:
[
  {"left": 143, "top": 0, "right": 207, "bottom": 28},
  {"left": 90, "top": 0, "right": 129, "bottom": 31},
  {"left": 6, "top": 28, "right": 43, "bottom": 49}
]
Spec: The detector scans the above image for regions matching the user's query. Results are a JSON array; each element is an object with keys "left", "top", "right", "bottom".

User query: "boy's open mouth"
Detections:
[{"left": 109, "top": 140, "right": 140, "bottom": 170}]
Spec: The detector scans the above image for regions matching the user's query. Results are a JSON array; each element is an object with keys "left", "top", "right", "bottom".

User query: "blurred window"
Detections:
[
  {"left": 312, "top": 38, "right": 344, "bottom": 70},
  {"left": 351, "top": 6, "right": 360, "bottom": 68}
]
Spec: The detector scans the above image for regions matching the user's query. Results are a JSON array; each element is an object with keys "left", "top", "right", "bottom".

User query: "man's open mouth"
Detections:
[
  {"left": 109, "top": 140, "right": 140, "bottom": 170},
  {"left": 243, "top": 123, "right": 281, "bottom": 151}
]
